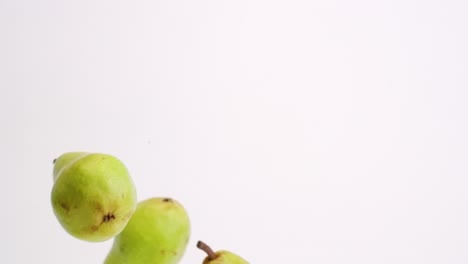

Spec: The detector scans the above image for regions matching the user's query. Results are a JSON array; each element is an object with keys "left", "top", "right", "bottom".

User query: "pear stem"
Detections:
[{"left": 197, "top": 241, "right": 217, "bottom": 260}]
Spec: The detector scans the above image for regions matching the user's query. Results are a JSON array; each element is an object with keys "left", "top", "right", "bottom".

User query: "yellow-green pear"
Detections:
[
  {"left": 104, "top": 197, "right": 191, "bottom": 264},
  {"left": 197, "top": 241, "right": 249, "bottom": 264},
  {"left": 51, "top": 152, "right": 137, "bottom": 242}
]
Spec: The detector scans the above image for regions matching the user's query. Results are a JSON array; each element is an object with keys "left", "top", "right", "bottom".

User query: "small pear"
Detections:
[
  {"left": 51, "top": 152, "right": 137, "bottom": 242},
  {"left": 104, "top": 197, "right": 191, "bottom": 264},
  {"left": 197, "top": 241, "right": 249, "bottom": 264}
]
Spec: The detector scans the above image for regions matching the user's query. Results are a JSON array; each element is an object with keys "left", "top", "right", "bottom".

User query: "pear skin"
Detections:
[
  {"left": 104, "top": 197, "right": 191, "bottom": 264},
  {"left": 52, "top": 152, "right": 89, "bottom": 181},
  {"left": 51, "top": 152, "right": 137, "bottom": 242},
  {"left": 197, "top": 241, "right": 249, "bottom": 264}
]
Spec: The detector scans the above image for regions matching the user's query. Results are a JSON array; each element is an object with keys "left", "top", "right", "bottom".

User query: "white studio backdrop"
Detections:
[{"left": 1, "top": 0, "right": 467, "bottom": 263}]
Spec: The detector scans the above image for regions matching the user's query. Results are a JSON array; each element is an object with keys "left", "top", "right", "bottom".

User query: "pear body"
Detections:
[
  {"left": 51, "top": 152, "right": 137, "bottom": 242},
  {"left": 203, "top": 251, "right": 249, "bottom": 264},
  {"left": 104, "top": 197, "right": 191, "bottom": 264}
]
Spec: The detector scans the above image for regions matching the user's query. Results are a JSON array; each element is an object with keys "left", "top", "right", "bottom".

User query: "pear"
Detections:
[
  {"left": 51, "top": 152, "right": 137, "bottom": 242},
  {"left": 104, "top": 197, "right": 191, "bottom": 264},
  {"left": 197, "top": 241, "right": 249, "bottom": 264}
]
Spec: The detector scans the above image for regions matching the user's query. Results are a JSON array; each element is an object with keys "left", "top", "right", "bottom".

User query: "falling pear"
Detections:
[
  {"left": 197, "top": 241, "right": 249, "bottom": 264},
  {"left": 51, "top": 152, "right": 137, "bottom": 242},
  {"left": 104, "top": 197, "right": 191, "bottom": 264}
]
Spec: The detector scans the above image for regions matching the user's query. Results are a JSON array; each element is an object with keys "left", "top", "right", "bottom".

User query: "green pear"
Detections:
[
  {"left": 104, "top": 197, "right": 191, "bottom": 264},
  {"left": 51, "top": 152, "right": 137, "bottom": 242},
  {"left": 197, "top": 241, "right": 249, "bottom": 264}
]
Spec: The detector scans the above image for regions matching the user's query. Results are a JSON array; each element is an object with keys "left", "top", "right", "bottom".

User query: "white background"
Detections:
[{"left": 1, "top": 0, "right": 467, "bottom": 263}]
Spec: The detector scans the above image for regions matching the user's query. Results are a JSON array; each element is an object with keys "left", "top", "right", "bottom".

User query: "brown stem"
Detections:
[{"left": 197, "top": 241, "right": 217, "bottom": 260}]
